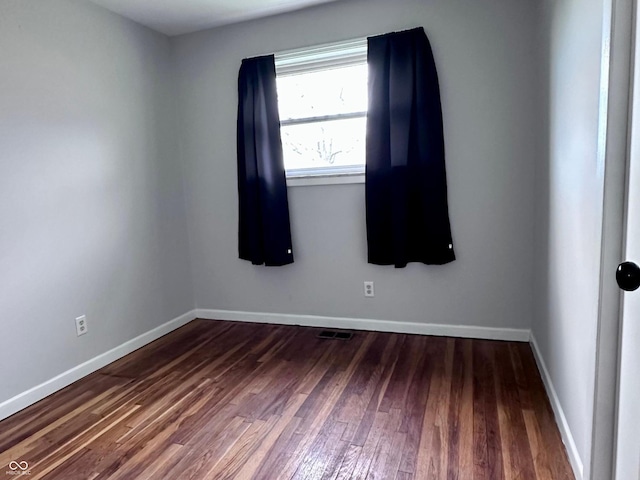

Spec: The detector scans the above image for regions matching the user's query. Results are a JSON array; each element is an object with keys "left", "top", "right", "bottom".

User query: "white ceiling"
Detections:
[{"left": 88, "top": 0, "right": 341, "bottom": 36}]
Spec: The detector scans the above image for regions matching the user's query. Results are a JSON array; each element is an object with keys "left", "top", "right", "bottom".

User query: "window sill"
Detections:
[{"left": 286, "top": 173, "right": 365, "bottom": 187}]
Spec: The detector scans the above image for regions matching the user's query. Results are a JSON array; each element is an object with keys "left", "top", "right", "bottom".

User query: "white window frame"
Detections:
[{"left": 275, "top": 39, "right": 368, "bottom": 186}]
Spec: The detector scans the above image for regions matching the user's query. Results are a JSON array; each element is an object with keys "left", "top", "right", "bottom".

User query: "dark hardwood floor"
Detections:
[{"left": 0, "top": 320, "right": 574, "bottom": 479}]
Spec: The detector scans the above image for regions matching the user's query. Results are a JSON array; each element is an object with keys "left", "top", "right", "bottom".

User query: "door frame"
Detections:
[{"left": 589, "top": 0, "right": 635, "bottom": 478}]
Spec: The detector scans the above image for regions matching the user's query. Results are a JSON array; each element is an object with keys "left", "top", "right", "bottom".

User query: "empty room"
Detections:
[{"left": 1, "top": 0, "right": 639, "bottom": 479}]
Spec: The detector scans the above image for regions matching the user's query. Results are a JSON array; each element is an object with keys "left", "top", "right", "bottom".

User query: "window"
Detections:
[{"left": 275, "top": 40, "right": 368, "bottom": 180}]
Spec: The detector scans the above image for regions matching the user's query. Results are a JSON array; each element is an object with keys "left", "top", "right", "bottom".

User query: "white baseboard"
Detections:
[
  {"left": 0, "top": 310, "right": 197, "bottom": 422},
  {"left": 195, "top": 308, "right": 531, "bottom": 342},
  {"left": 530, "top": 333, "right": 583, "bottom": 479}
]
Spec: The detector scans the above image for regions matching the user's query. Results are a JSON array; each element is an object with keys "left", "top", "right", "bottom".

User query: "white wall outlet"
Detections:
[
  {"left": 75, "top": 315, "right": 88, "bottom": 337},
  {"left": 364, "top": 281, "right": 375, "bottom": 297}
]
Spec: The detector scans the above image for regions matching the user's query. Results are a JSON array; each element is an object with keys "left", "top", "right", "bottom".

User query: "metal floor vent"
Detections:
[{"left": 317, "top": 330, "right": 353, "bottom": 340}]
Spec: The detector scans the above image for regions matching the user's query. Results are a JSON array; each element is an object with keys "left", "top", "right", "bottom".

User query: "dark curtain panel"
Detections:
[
  {"left": 366, "top": 27, "right": 455, "bottom": 268},
  {"left": 237, "top": 55, "right": 294, "bottom": 266}
]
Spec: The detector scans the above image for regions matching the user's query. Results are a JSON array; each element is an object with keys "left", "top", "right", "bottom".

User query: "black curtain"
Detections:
[
  {"left": 366, "top": 27, "right": 455, "bottom": 268},
  {"left": 237, "top": 55, "right": 294, "bottom": 266}
]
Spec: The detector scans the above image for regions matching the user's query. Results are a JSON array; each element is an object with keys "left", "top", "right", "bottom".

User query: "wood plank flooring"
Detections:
[{"left": 0, "top": 320, "right": 574, "bottom": 479}]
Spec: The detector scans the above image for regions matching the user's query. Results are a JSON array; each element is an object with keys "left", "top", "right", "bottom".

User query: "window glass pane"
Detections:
[
  {"left": 276, "top": 64, "right": 368, "bottom": 120},
  {"left": 281, "top": 116, "right": 366, "bottom": 172}
]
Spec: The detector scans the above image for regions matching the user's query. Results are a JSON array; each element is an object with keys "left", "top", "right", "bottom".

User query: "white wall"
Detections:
[
  {"left": 534, "top": 0, "right": 606, "bottom": 475},
  {"left": 0, "top": 0, "right": 193, "bottom": 405},
  {"left": 173, "top": 0, "right": 540, "bottom": 330}
]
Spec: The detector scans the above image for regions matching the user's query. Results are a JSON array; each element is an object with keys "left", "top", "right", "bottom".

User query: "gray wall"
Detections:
[
  {"left": 173, "top": 0, "right": 540, "bottom": 329},
  {"left": 0, "top": 0, "right": 193, "bottom": 404},
  {"left": 534, "top": 0, "right": 606, "bottom": 473}
]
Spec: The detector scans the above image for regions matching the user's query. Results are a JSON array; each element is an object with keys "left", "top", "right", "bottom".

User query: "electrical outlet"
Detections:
[
  {"left": 364, "top": 281, "right": 375, "bottom": 297},
  {"left": 75, "top": 315, "right": 88, "bottom": 337}
]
